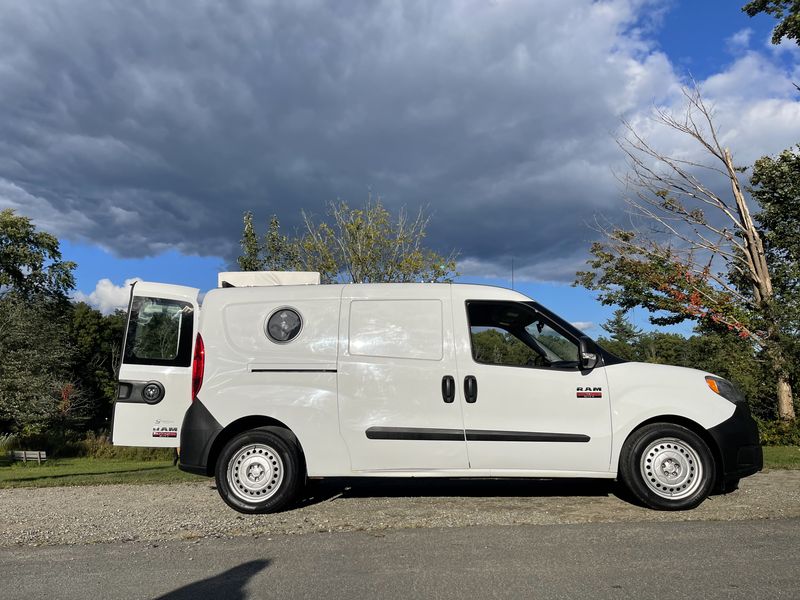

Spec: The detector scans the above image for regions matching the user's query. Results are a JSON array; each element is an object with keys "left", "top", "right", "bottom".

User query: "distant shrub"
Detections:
[
  {"left": 81, "top": 431, "right": 174, "bottom": 461},
  {"left": 757, "top": 419, "right": 800, "bottom": 446},
  {"left": 0, "top": 433, "right": 18, "bottom": 452}
]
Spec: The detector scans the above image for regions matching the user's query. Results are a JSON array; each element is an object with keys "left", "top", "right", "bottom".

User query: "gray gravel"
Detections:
[{"left": 1, "top": 470, "right": 798, "bottom": 547}]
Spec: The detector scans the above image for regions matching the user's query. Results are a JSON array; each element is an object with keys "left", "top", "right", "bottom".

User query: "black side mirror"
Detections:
[{"left": 578, "top": 336, "right": 599, "bottom": 370}]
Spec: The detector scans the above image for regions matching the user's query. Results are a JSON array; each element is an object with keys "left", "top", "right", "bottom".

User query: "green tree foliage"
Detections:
[
  {"left": 0, "top": 294, "right": 84, "bottom": 438},
  {"left": 238, "top": 212, "right": 300, "bottom": 272},
  {"left": 598, "top": 309, "right": 642, "bottom": 360},
  {"left": 238, "top": 199, "right": 458, "bottom": 283},
  {"left": 0, "top": 209, "right": 76, "bottom": 299},
  {"left": 743, "top": 0, "right": 800, "bottom": 45},
  {"left": 471, "top": 328, "right": 539, "bottom": 367},
  {"left": 67, "top": 303, "right": 126, "bottom": 430}
]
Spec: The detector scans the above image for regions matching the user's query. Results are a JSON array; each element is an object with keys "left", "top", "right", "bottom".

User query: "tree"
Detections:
[
  {"left": 743, "top": 1, "right": 800, "bottom": 45},
  {"left": 575, "top": 86, "right": 796, "bottom": 420},
  {"left": 0, "top": 209, "right": 76, "bottom": 300},
  {"left": 597, "top": 309, "right": 642, "bottom": 360},
  {"left": 0, "top": 294, "right": 86, "bottom": 438},
  {"left": 239, "top": 199, "right": 458, "bottom": 284},
  {"left": 67, "top": 303, "right": 126, "bottom": 430}
]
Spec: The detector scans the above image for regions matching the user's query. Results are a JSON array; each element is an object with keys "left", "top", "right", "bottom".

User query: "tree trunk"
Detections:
[
  {"left": 776, "top": 373, "right": 796, "bottom": 421},
  {"left": 724, "top": 148, "right": 795, "bottom": 421}
]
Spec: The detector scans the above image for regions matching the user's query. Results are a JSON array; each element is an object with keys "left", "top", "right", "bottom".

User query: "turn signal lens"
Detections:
[{"left": 705, "top": 376, "right": 720, "bottom": 395}]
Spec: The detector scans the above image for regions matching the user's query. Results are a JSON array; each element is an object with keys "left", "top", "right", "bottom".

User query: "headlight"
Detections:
[{"left": 705, "top": 376, "right": 745, "bottom": 404}]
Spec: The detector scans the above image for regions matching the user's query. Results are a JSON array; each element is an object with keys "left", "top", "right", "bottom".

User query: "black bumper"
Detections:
[
  {"left": 708, "top": 402, "right": 763, "bottom": 483},
  {"left": 178, "top": 400, "right": 223, "bottom": 477}
]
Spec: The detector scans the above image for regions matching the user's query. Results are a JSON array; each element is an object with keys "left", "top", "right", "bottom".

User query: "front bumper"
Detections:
[
  {"left": 178, "top": 399, "right": 223, "bottom": 476},
  {"left": 708, "top": 402, "right": 763, "bottom": 483}
]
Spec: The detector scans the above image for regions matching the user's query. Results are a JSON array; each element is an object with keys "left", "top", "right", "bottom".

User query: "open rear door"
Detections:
[{"left": 112, "top": 281, "right": 200, "bottom": 447}]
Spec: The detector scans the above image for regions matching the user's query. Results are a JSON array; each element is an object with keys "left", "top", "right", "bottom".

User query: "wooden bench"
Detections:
[{"left": 12, "top": 450, "right": 47, "bottom": 464}]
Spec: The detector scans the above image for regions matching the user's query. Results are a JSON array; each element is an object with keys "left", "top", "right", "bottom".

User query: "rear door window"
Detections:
[{"left": 123, "top": 297, "right": 194, "bottom": 367}]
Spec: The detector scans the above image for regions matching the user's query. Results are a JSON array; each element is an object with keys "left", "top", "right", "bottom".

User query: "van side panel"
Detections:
[
  {"left": 605, "top": 362, "right": 737, "bottom": 472},
  {"left": 195, "top": 286, "right": 352, "bottom": 476},
  {"left": 337, "top": 285, "right": 470, "bottom": 472}
]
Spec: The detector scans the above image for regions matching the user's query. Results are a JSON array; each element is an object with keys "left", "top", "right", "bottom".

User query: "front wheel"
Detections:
[
  {"left": 619, "top": 423, "right": 715, "bottom": 510},
  {"left": 215, "top": 427, "right": 302, "bottom": 514}
]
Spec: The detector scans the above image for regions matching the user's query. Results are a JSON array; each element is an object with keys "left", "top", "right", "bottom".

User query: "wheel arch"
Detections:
[
  {"left": 206, "top": 415, "right": 307, "bottom": 478},
  {"left": 621, "top": 414, "right": 724, "bottom": 490}
]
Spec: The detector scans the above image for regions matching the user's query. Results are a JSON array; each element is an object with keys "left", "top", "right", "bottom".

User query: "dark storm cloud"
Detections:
[{"left": 0, "top": 0, "right": 702, "bottom": 280}]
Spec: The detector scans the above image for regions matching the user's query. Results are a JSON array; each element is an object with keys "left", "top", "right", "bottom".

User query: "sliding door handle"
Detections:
[
  {"left": 441, "top": 375, "right": 455, "bottom": 403},
  {"left": 464, "top": 375, "right": 478, "bottom": 403}
]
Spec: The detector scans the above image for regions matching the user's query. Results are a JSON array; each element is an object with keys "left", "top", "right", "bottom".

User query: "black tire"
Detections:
[
  {"left": 215, "top": 426, "right": 302, "bottom": 514},
  {"left": 619, "top": 423, "right": 715, "bottom": 510}
]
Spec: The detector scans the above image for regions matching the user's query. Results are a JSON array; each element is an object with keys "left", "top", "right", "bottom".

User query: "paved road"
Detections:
[{"left": 3, "top": 519, "right": 798, "bottom": 600}]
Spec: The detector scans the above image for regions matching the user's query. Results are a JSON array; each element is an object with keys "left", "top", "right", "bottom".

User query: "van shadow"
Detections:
[
  {"left": 296, "top": 477, "right": 630, "bottom": 508},
  {"left": 155, "top": 559, "right": 269, "bottom": 600}
]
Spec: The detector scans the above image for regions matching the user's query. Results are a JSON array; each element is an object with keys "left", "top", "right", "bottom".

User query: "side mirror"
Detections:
[{"left": 578, "top": 336, "right": 599, "bottom": 370}]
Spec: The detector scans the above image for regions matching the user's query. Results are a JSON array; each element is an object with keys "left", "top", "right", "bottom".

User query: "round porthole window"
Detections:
[{"left": 266, "top": 307, "right": 303, "bottom": 343}]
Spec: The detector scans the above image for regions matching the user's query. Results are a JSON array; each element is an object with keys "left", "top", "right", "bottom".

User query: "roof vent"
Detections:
[{"left": 217, "top": 271, "right": 321, "bottom": 288}]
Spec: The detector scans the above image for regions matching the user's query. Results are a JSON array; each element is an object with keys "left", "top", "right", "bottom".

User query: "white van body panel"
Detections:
[
  {"left": 112, "top": 282, "right": 199, "bottom": 447},
  {"left": 605, "top": 362, "right": 736, "bottom": 470},
  {"left": 195, "top": 284, "right": 352, "bottom": 475},
  {"left": 337, "top": 284, "right": 468, "bottom": 472}
]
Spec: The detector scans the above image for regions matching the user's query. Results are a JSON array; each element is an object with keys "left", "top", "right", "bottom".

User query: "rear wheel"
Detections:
[
  {"left": 215, "top": 427, "right": 302, "bottom": 514},
  {"left": 620, "top": 423, "right": 715, "bottom": 510}
]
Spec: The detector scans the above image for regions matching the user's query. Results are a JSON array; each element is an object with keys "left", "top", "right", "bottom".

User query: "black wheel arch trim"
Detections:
[{"left": 179, "top": 402, "right": 306, "bottom": 478}]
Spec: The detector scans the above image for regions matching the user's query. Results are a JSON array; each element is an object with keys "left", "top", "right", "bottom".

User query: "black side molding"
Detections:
[
  {"left": 366, "top": 427, "right": 465, "bottom": 441},
  {"left": 365, "top": 427, "right": 590, "bottom": 443},
  {"left": 466, "top": 430, "right": 590, "bottom": 443}
]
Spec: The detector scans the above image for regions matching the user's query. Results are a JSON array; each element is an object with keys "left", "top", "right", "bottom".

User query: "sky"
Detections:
[{"left": 1, "top": 0, "right": 798, "bottom": 335}]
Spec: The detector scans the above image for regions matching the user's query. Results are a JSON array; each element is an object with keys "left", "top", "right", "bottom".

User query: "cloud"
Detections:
[
  {"left": 0, "top": 0, "right": 798, "bottom": 283},
  {"left": 74, "top": 278, "right": 140, "bottom": 314},
  {"left": 570, "top": 321, "right": 595, "bottom": 332},
  {"left": 726, "top": 28, "right": 752, "bottom": 53}
]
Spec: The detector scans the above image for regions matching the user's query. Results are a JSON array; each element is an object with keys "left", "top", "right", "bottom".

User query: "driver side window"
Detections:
[{"left": 467, "top": 301, "right": 579, "bottom": 370}]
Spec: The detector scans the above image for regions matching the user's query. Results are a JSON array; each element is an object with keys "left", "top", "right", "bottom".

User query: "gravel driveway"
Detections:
[{"left": 2, "top": 470, "right": 798, "bottom": 547}]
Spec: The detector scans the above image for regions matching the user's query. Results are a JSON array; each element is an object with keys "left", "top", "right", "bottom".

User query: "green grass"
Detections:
[
  {"left": 763, "top": 446, "right": 800, "bottom": 470},
  {"left": 0, "top": 447, "right": 797, "bottom": 489},
  {"left": 0, "top": 458, "right": 207, "bottom": 488}
]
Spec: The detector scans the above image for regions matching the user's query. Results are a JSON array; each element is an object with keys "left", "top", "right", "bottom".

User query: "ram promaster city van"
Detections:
[{"left": 112, "top": 272, "right": 762, "bottom": 513}]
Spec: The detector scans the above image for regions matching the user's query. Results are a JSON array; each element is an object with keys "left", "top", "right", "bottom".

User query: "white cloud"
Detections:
[
  {"left": 726, "top": 28, "right": 752, "bottom": 53},
  {"left": 74, "top": 278, "right": 140, "bottom": 315},
  {"left": 571, "top": 321, "right": 595, "bottom": 332}
]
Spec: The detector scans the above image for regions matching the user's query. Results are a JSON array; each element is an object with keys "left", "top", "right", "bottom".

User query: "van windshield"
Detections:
[{"left": 123, "top": 297, "right": 194, "bottom": 367}]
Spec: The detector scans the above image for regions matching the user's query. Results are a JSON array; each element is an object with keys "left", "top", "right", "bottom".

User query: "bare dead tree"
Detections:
[{"left": 586, "top": 85, "right": 794, "bottom": 419}]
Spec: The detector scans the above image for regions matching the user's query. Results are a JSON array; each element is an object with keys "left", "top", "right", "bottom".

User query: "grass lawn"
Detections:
[
  {"left": 762, "top": 446, "right": 800, "bottom": 470},
  {"left": 0, "top": 458, "right": 207, "bottom": 488},
  {"left": 0, "top": 446, "right": 797, "bottom": 489}
]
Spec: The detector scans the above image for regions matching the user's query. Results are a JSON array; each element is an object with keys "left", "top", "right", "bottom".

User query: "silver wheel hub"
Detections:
[
  {"left": 640, "top": 437, "right": 703, "bottom": 500},
  {"left": 227, "top": 443, "right": 284, "bottom": 504}
]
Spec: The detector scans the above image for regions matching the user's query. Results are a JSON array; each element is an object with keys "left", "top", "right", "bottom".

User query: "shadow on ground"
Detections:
[
  {"left": 294, "top": 477, "right": 635, "bottom": 508},
  {"left": 155, "top": 559, "right": 270, "bottom": 600}
]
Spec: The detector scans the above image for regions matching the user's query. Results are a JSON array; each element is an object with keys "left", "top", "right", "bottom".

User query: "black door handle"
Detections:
[
  {"left": 442, "top": 375, "right": 455, "bottom": 403},
  {"left": 464, "top": 375, "right": 477, "bottom": 403}
]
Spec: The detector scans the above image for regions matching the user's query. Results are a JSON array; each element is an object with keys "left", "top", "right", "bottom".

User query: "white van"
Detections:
[{"left": 112, "top": 272, "right": 762, "bottom": 513}]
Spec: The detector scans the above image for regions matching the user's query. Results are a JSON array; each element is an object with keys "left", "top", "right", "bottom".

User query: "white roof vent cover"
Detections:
[{"left": 217, "top": 271, "right": 321, "bottom": 288}]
